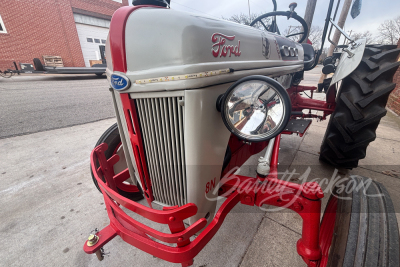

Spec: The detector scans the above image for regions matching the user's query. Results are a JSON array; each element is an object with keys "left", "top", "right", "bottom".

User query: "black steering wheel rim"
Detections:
[{"left": 250, "top": 11, "right": 309, "bottom": 43}]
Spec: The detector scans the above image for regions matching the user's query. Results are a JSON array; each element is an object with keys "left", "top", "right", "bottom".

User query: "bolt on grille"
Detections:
[{"left": 135, "top": 97, "right": 187, "bottom": 207}]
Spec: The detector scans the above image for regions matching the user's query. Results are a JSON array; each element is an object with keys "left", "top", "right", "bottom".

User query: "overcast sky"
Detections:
[{"left": 147, "top": 0, "right": 400, "bottom": 37}]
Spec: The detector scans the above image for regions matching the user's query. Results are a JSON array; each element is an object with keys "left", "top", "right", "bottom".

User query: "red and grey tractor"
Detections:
[{"left": 84, "top": 0, "right": 400, "bottom": 266}]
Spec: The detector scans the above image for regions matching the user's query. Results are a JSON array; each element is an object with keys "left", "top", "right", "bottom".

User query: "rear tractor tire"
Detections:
[{"left": 320, "top": 44, "right": 400, "bottom": 168}]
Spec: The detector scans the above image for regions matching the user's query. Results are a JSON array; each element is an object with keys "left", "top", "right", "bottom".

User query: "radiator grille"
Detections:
[{"left": 136, "top": 97, "right": 187, "bottom": 207}]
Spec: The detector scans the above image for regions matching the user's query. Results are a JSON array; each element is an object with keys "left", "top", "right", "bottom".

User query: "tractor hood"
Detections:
[{"left": 106, "top": 6, "right": 305, "bottom": 93}]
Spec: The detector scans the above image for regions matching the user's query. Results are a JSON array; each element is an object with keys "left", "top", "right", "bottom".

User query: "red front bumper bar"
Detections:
[{"left": 85, "top": 138, "right": 324, "bottom": 266}]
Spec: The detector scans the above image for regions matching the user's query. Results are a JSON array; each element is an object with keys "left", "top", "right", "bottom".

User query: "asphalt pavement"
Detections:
[{"left": 0, "top": 74, "right": 114, "bottom": 139}]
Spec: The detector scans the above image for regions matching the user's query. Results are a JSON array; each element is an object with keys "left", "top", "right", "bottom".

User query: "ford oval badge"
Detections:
[{"left": 111, "top": 73, "right": 130, "bottom": 91}]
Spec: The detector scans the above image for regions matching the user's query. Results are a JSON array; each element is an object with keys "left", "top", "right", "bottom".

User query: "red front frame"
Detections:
[{"left": 86, "top": 134, "right": 326, "bottom": 267}]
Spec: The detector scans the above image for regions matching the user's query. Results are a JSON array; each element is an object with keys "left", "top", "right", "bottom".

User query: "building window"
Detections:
[
  {"left": 0, "top": 15, "right": 7, "bottom": 34},
  {"left": 94, "top": 39, "right": 100, "bottom": 43},
  {"left": 101, "top": 39, "right": 106, "bottom": 44},
  {"left": 87, "top": 38, "right": 93, "bottom": 43}
]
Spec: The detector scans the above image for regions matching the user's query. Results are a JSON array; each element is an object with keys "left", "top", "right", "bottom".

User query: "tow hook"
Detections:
[{"left": 86, "top": 234, "right": 104, "bottom": 261}]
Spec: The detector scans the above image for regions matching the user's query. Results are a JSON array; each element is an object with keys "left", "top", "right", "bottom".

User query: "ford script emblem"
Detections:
[{"left": 111, "top": 73, "right": 130, "bottom": 91}]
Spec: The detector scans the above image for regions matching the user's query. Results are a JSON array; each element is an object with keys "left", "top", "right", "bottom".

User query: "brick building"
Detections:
[
  {"left": 387, "top": 39, "right": 400, "bottom": 116},
  {"left": 0, "top": 0, "right": 129, "bottom": 70}
]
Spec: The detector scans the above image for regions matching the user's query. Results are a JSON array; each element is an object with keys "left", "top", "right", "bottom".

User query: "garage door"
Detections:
[{"left": 75, "top": 23, "right": 109, "bottom": 67}]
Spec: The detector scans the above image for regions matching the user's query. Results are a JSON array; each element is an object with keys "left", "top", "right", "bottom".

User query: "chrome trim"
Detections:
[{"left": 136, "top": 97, "right": 187, "bottom": 206}]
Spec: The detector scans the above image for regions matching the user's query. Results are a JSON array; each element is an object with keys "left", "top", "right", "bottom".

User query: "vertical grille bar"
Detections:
[
  {"left": 136, "top": 99, "right": 161, "bottom": 201},
  {"left": 172, "top": 98, "right": 183, "bottom": 206},
  {"left": 142, "top": 98, "right": 164, "bottom": 204},
  {"left": 164, "top": 98, "right": 178, "bottom": 205},
  {"left": 167, "top": 98, "right": 179, "bottom": 206},
  {"left": 151, "top": 98, "right": 170, "bottom": 205},
  {"left": 134, "top": 96, "right": 186, "bottom": 207},
  {"left": 177, "top": 96, "right": 187, "bottom": 202}
]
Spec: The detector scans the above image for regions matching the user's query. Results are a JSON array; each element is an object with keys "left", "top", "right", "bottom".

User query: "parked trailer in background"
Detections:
[{"left": 0, "top": 58, "right": 106, "bottom": 78}]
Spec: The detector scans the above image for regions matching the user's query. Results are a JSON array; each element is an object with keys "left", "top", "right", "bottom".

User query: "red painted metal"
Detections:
[
  {"left": 325, "top": 84, "right": 337, "bottom": 103},
  {"left": 113, "top": 168, "right": 140, "bottom": 193},
  {"left": 89, "top": 143, "right": 241, "bottom": 265},
  {"left": 109, "top": 142, "right": 140, "bottom": 193},
  {"left": 318, "top": 195, "right": 338, "bottom": 267},
  {"left": 104, "top": 187, "right": 206, "bottom": 243},
  {"left": 83, "top": 225, "right": 118, "bottom": 254},
  {"left": 221, "top": 179, "right": 323, "bottom": 263},
  {"left": 87, "top": 133, "right": 324, "bottom": 266},
  {"left": 113, "top": 168, "right": 130, "bottom": 184},
  {"left": 211, "top": 33, "right": 241, "bottom": 57},
  {"left": 260, "top": 138, "right": 321, "bottom": 263},
  {"left": 221, "top": 134, "right": 269, "bottom": 177},
  {"left": 219, "top": 115, "right": 304, "bottom": 179},
  {"left": 119, "top": 93, "right": 154, "bottom": 205},
  {"left": 109, "top": 5, "right": 165, "bottom": 205},
  {"left": 221, "top": 135, "right": 323, "bottom": 264},
  {"left": 287, "top": 85, "right": 336, "bottom": 120}
]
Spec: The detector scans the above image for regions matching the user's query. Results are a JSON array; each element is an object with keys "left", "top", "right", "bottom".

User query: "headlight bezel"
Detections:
[{"left": 218, "top": 75, "right": 292, "bottom": 142}]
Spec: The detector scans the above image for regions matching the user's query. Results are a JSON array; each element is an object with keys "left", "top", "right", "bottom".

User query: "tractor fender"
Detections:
[{"left": 328, "top": 38, "right": 366, "bottom": 97}]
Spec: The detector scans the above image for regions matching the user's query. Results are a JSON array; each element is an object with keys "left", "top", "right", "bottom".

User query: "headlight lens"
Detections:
[{"left": 219, "top": 76, "right": 291, "bottom": 142}]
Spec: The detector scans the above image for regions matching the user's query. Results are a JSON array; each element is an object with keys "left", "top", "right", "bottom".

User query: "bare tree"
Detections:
[
  {"left": 307, "top": 26, "right": 323, "bottom": 50},
  {"left": 223, "top": 13, "right": 269, "bottom": 30},
  {"left": 284, "top": 26, "right": 323, "bottom": 50},
  {"left": 284, "top": 26, "right": 302, "bottom": 42},
  {"left": 377, "top": 16, "right": 400, "bottom": 45},
  {"left": 347, "top": 30, "right": 375, "bottom": 44}
]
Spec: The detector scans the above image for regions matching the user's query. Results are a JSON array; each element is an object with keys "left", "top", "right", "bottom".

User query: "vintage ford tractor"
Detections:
[{"left": 84, "top": 0, "right": 400, "bottom": 266}]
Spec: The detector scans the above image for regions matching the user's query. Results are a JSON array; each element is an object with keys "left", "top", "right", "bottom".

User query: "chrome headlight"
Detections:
[{"left": 217, "top": 76, "right": 291, "bottom": 142}]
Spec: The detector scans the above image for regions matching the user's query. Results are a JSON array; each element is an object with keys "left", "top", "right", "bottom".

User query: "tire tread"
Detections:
[
  {"left": 325, "top": 176, "right": 400, "bottom": 267},
  {"left": 340, "top": 93, "right": 364, "bottom": 121},
  {"left": 320, "top": 45, "right": 400, "bottom": 168}
]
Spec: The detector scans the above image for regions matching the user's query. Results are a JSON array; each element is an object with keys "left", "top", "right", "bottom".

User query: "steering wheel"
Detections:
[{"left": 250, "top": 11, "right": 309, "bottom": 43}]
